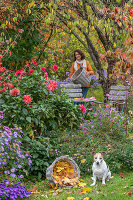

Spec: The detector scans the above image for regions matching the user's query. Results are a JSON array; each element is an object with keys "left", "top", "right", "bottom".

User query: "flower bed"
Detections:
[{"left": 0, "top": 180, "right": 31, "bottom": 200}]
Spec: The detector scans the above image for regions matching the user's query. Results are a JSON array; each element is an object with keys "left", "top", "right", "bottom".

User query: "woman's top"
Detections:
[{"left": 70, "top": 60, "right": 94, "bottom": 87}]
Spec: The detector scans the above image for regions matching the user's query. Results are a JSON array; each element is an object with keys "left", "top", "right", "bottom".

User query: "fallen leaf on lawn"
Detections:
[
  {"left": 52, "top": 189, "right": 63, "bottom": 197},
  {"left": 120, "top": 173, "right": 126, "bottom": 179},
  {"left": 67, "top": 197, "right": 75, "bottom": 200},
  {"left": 83, "top": 187, "right": 92, "bottom": 192},
  {"left": 29, "top": 186, "right": 37, "bottom": 192},
  {"left": 40, "top": 194, "right": 45, "bottom": 197},
  {"left": 73, "top": 185, "right": 79, "bottom": 188},
  {"left": 81, "top": 159, "right": 86, "bottom": 163},
  {"left": 78, "top": 182, "right": 87, "bottom": 187},
  {"left": 66, "top": 190, "right": 74, "bottom": 194},
  {"left": 48, "top": 183, "right": 56, "bottom": 189},
  {"left": 33, "top": 195, "right": 38, "bottom": 197},
  {"left": 83, "top": 198, "right": 93, "bottom": 200},
  {"left": 127, "top": 192, "right": 132, "bottom": 196},
  {"left": 78, "top": 190, "right": 87, "bottom": 194},
  {"left": 110, "top": 176, "right": 114, "bottom": 179},
  {"left": 123, "top": 185, "right": 129, "bottom": 188},
  {"left": 111, "top": 192, "right": 115, "bottom": 194}
]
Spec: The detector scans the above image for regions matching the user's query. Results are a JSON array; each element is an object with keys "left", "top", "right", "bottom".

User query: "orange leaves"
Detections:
[{"left": 52, "top": 161, "right": 79, "bottom": 187}]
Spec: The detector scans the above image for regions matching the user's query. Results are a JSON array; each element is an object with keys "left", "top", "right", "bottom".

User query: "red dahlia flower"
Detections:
[
  {"left": 15, "top": 68, "right": 25, "bottom": 77},
  {"left": 80, "top": 104, "right": 87, "bottom": 113},
  {"left": 44, "top": 72, "right": 48, "bottom": 79},
  {"left": 0, "top": 88, "right": 6, "bottom": 94},
  {"left": 23, "top": 95, "right": 32, "bottom": 104},
  {"left": 47, "top": 80, "right": 57, "bottom": 91},
  {"left": 32, "top": 61, "right": 37, "bottom": 65},
  {"left": 53, "top": 65, "right": 58, "bottom": 71},
  {"left": 41, "top": 67, "right": 45, "bottom": 72},
  {"left": 28, "top": 69, "right": 34, "bottom": 75},
  {"left": 10, "top": 88, "right": 20, "bottom": 96}
]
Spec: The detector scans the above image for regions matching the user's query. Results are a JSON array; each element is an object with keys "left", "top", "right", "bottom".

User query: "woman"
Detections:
[{"left": 70, "top": 49, "right": 94, "bottom": 98}]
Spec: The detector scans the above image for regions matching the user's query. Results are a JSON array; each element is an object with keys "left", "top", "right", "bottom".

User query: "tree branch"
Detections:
[{"left": 37, "top": 23, "right": 54, "bottom": 61}]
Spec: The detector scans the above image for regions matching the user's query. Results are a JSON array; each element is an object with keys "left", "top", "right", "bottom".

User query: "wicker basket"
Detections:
[
  {"left": 46, "top": 155, "right": 80, "bottom": 187},
  {"left": 71, "top": 68, "right": 92, "bottom": 86}
]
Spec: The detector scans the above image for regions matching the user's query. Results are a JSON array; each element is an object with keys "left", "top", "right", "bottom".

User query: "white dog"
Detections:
[{"left": 90, "top": 152, "right": 111, "bottom": 186}]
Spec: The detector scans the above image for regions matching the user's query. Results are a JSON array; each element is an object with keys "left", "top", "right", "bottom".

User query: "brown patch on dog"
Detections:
[{"left": 93, "top": 152, "right": 103, "bottom": 161}]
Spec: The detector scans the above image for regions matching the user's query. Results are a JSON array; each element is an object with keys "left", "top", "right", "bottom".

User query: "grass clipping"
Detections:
[{"left": 52, "top": 161, "right": 79, "bottom": 187}]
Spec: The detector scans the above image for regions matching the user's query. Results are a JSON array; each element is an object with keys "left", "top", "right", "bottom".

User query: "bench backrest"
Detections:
[
  {"left": 108, "top": 85, "right": 130, "bottom": 101},
  {"left": 59, "top": 83, "right": 83, "bottom": 98}
]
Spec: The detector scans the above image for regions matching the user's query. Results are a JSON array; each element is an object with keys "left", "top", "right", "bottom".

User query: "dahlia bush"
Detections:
[{"left": 0, "top": 63, "right": 81, "bottom": 135}]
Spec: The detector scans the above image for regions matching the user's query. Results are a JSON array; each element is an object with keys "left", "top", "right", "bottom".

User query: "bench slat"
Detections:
[
  {"left": 60, "top": 83, "right": 82, "bottom": 88},
  {"left": 108, "top": 95, "right": 127, "bottom": 101},
  {"left": 110, "top": 85, "right": 130, "bottom": 90},
  {"left": 69, "top": 93, "right": 83, "bottom": 98},
  {"left": 109, "top": 91, "right": 128, "bottom": 95},
  {"left": 61, "top": 89, "right": 82, "bottom": 93}
]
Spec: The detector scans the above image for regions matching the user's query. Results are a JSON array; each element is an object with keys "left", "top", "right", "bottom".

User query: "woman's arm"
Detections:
[
  {"left": 70, "top": 63, "right": 75, "bottom": 78},
  {"left": 86, "top": 61, "right": 94, "bottom": 75}
]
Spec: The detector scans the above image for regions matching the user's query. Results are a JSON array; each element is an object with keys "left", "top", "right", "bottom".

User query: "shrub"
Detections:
[{"left": 22, "top": 136, "right": 55, "bottom": 180}]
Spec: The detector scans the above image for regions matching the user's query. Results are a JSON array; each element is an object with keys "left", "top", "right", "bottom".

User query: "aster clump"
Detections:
[
  {"left": 0, "top": 121, "right": 32, "bottom": 179},
  {"left": 0, "top": 180, "right": 31, "bottom": 200}
]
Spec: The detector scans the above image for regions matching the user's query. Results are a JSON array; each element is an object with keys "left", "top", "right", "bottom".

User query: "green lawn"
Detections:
[{"left": 28, "top": 171, "right": 133, "bottom": 200}]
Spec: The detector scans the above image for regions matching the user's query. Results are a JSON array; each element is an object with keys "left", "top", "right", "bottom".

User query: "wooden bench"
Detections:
[{"left": 108, "top": 85, "right": 130, "bottom": 111}]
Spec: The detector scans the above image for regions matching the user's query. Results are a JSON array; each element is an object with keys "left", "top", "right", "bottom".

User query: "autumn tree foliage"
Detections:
[
  {"left": 44, "top": 0, "right": 133, "bottom": 96},
  {"left": 0, "top": 0, "right": 53, "bottom": 69}
]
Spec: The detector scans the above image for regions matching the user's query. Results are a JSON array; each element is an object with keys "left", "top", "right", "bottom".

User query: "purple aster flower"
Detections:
[
  {"left": 18, "top": 175, "right": 24, "bottom": 178},
  {"left": 18, "top": 164, "right": 22, "bottom": 168},
  {"left": 11, "top": 173, "right": 16, "bottom": 178},
  {"left": 11, "top": 167, "right": 16, "bottom": 173}
]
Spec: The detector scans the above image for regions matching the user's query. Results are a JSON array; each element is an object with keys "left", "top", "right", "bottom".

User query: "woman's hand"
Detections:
[{"left": 86, "top": 71, "right": 90, "bottom": 77}]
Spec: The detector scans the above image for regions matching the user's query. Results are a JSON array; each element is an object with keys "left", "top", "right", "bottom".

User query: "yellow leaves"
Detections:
[
  {"left": 52, "top": 161, "right": 78, "bottom": 187},
  {"left": 40, "top": 2, "right": 44, "bottom": 8},
  {"left": 81, "top": 159, "right": 86, "bottom": 163},
  {"left": 78, "top": 182, "right": 87, "bottom": 187},
  {"left": 28, "top": 1, "right": 35, "bottom": 8},
  {"left": 83, "top": 187, "right": 92, "bottom": 192},
  {"left": 52, "top": 189, "right": 63, "bottom": 197},
  {"left": 26, "top": 9, "right": 31, "bottom": 14},
  {"left": 113, "top": 43, "right": 116, "bottom": 48},
  {"left": 78, "top": 187, "right": 91, "bottom": 195},
  {"left": 67, "top": 197, "right": 75, "bottom": 200}
]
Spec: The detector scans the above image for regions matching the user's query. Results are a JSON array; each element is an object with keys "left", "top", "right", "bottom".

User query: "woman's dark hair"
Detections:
[{"left": 74, "top": 49, "right": 85, "bottom": 61}]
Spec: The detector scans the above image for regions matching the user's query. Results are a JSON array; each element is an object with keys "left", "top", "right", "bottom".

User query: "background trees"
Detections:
[{"left": 44, "top": 0, "right": 132, "bottom": 96}]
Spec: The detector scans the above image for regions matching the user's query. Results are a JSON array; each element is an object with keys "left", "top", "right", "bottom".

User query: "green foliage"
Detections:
[{"left": 22, "top": 136, "right": 55, "bottom": 179}]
